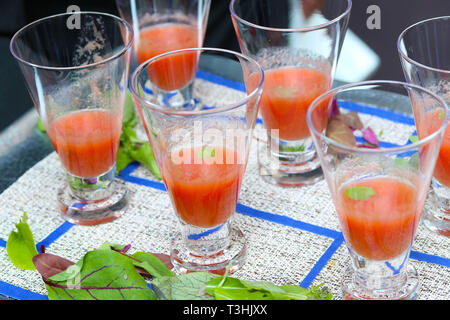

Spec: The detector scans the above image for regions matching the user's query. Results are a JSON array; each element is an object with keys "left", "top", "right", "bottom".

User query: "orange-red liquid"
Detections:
[
  {"left": 435, "top": 125, "right": 450, "bottom": 187},
  {"left": 336, "top": 177, "right": 418, "bottom": 261},
  {"left": 137, "top": 23, "right": 199, "bottom": 91},
  {"left": 48, "top": 109, "right": 121, "bottom": 178},
  {"left": 419, "top": 109, "right": 450, "bottom": 187},
  {"left": 260, "top": 67, "right": 330, "bottom": 141},
  {"left": 162, "top": 147, "right": 244, "bottom": 228}
]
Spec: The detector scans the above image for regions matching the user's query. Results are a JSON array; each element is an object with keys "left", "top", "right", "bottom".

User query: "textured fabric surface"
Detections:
[{"left": 0, "top": 78, "right": 449, "bottom": 300}]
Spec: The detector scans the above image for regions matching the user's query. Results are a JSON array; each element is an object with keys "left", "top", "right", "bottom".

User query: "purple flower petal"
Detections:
[
  {"left": 328, "top": 99, "right": 340, "bottom": 119},
  {"left": 357, "top": 143, "right": 378, "bottom": 149},
  {"left": 362, "top": 127, "right": 379, "bottom": 147},
  {"left": 120, "top": 244, "right": 132, "bottom": 253}
]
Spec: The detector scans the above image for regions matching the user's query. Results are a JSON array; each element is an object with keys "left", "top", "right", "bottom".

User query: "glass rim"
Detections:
[
  {"left": 10, "top": 11, "right": 134, "bottom": 71},
  {"left": 397, "top": 15, "right": 450, "bottom": 75},
  {"left": 229, "top": 0, "right": 352, "bottom": 33},
  {"left": 129, "top": 47, "right": 265, "bottom": 116},
  {"left": 306, "top": 80, "right": 449, "bottom": 155}
]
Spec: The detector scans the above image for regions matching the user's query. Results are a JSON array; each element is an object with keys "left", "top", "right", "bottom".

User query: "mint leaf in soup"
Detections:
[
  {"left": 345, "top": 186, "right": 375, "bottom": 201},
  {"left": 273, "top": 86, "right": 298, "bottom": 98},
  {"left": 6, "top": 213, "right": 38, "bottom": 270},
  {"left": 197, "top": 146, "right": 216, "bottom": 160}
]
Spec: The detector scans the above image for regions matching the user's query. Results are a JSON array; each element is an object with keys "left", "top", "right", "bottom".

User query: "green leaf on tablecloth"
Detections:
[
  {"left": 116, "top": 90, "right": 161, "bottom": 179},
  {"left": 116, "top": 148, "right": 135, "bottom": 175},
  {"left": 45, "top": 250, "right": 156, "bottom": 300},
  {"left": 151, "top": 272, "right": 219, "bottom": 300},
  {"left": 125, "top": 141, "right": 162, "bottom": 180},
  {"left": 204, "top": 276, "right": 332, "bottom": 300},
  {"left": 280, "top": 144, "right": 306, "bottom": 152},
  {"left": 97, "top": 243, "right": 129, "bottom": 252},
  {"left": 131, "top": 252, "right": 175, "bottom": 278},
  {"left": 6, "top": 213, "right": 38, "bottom": 270},
  {"left": 33, "top": 253, "right": 75, "bottom": 279},
  {"left": 123, "top": 90, "right": 139, "bottom": 128},
  {"left": 37, "top": 117, "right": 46, "bottom": 132}
]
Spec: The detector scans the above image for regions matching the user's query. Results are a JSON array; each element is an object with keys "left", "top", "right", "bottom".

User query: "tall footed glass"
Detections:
[
  {"left": 230, "top": 0, "right": 351, "bottom": 186},
  {"left": 130, "top": 48, "right": 264, "bottom": 274},
  {"left": 398, "top": 16, "right": 450, "bottom": 237},
  {"left": 10, "top": 12, "right": 134, "bottom": 225},
  {"left": 307, "top": 81, "right": 448, "bottom": 299},
  {"left": 116, "top": 0, "right": 211, "bottom": 110}
]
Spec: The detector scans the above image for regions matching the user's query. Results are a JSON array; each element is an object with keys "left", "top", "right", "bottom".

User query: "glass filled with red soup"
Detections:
[
  {"left": 307, "top": 81, "right": 448, "bottom": 300},
  {"left": 398, "top": 16, "right": 450, "bottom": 237},
  {"left": 116, "top": 0, "right": 211, "bottom": 109},
  {"left": 10, "top": 12, "right": 134, "bottom": 225},
  {"left": 130, "top": 48, "right": 264, "bottom": 275},
  {"left": 230, "top": 0, "right": 351, "bottom": 187}
]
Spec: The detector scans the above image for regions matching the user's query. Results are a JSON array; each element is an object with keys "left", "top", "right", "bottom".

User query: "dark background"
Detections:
[{"left": 1, "top": 0, "right": 450, "bottom": 132}]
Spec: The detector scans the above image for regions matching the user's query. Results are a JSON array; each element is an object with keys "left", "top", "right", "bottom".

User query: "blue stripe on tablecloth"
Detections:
[
  {"left": 197, "top": 70, "right": 246, "bottom": 92},
  {"left": 0, "top": 281, "right": 47, "bottom": 300},
  {"left": 339, "top": 101, "right": 415, "bottom": 125},
  {"left": 235, "top": 203, "right": 342, "bottom": 239},
  {"left": 120, "top": 169, "right": 342, "bottom": 240},
  {"left": 0, "top": 71, "right": 444, "bottom": 299},
  {"left": 300, "top": 233, "right": 345, "bottom": 288},
  {"left": 0, "top": 221, "right": 74, "bottom": 251},
  {"left": 410, "top": 250, "right": 450, "bottom": 267},
  {"left": 35, "top": 221, "right": 74, "bottom": 253}
]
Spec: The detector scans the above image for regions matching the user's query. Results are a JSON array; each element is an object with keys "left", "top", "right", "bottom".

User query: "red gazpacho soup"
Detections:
[
  {"left": 162, "top": 146, "right": 244, "bottom": 228},
  {"left": 137, "top": 23, "right": 199, "bottom": 92},
  {"left": 47, "top": 109, "right": 122, "bottom": 178},
  {"left": 259, "top": 67, "right": 330, "bottom": 141},
  {"left": 417, "top": 109, "right": 450, "bottom": 187},
  {"left": 336, "top": 176, "right": 419, "bottom": 261}
]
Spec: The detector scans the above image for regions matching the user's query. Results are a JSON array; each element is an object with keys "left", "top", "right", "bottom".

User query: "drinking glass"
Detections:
[
  {"left": 398, "top": 16, "right": 450, "bottom": 237},
  {"left": 230, "top": 0, "right": 351, "bottom": 186},
  {"left": 116, "top": 0, "right": 211, "bottom": 110},
  {"left": 307, "top": 81, "right": 448, "bottom": 299},
  {"left": 129, "top": 48, "right": 264, "bottom": 274},
  {"left": 10, "top": 12, "right": 134, "bottom": 225}
]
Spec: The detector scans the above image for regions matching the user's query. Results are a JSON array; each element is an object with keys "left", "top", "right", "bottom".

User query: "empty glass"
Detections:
[
  {"left": 10, "top": 12, "right": 134, "bottom": 225},
  {"left": 307, "top": 81, "right": 448, "bottom": 299}
]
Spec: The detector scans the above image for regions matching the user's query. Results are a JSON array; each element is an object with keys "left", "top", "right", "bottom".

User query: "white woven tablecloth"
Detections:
[{"left": 0, "top": 74, "right": 449, "bottom": 300}]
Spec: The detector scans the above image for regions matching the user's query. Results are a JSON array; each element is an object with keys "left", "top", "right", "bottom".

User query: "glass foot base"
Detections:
[
  {"left": 422, "top": 189, "right": 450, "bottom": 237},
  {"left": 256, "top": 136, "right": 323, "bottom": 187},
  {"left": 57, "top": 179, "right": 128, "bottom": 226},
  {"left": 341, "top": 264, "right": 419, "bottom": 300},
  {"left": 422, "top": 208, "right": 450, "bottom": 237},
  {"left": 170, "top": 227, "right": 247, "bottom": 275},
  {"left": 258, "top": 163, "right": 323, "bottom": 187}
]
